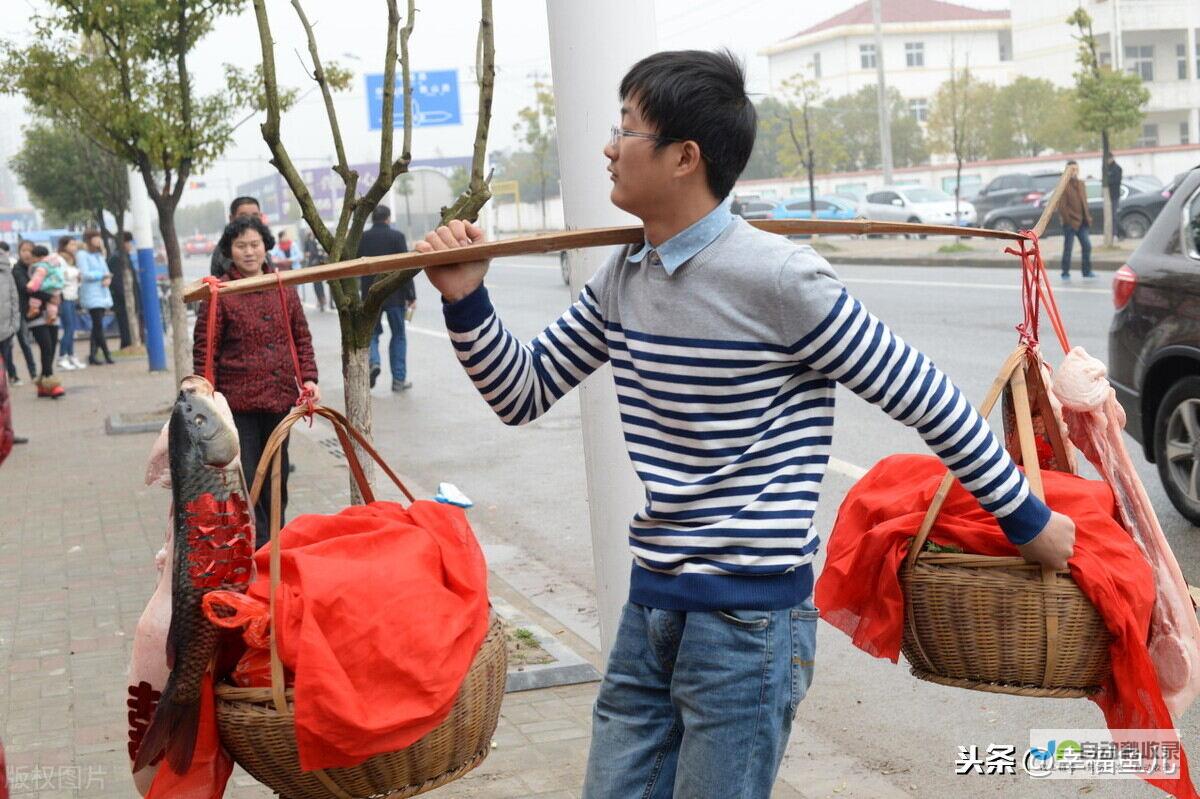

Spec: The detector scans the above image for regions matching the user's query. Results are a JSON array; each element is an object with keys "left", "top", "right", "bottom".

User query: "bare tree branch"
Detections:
[
  {"left": 290, "top": 0, "right": 359, "bottom": 270},
  {"left": 251, "top": 0, "right": 334, "bottom": 256},
  {"left": 362, "top": 0, "right": 494, "bottom": 330},
  {"left": 348, "top": 0, "right": 414, "bottom": 261},
  {"left": 437, "top": 0, "right": 494, "bottom": 224}
]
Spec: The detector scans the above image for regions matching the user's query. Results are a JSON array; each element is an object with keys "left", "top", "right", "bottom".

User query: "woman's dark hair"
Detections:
[
  {"left": 219, "top": 215, "right": 275, "bottom": 260},
  {"left": 31, "top": 245, "right": 49, "bottom": 258},
  {"left": 56, "top": 235, "right": 74, "bottom": 253},
  {"left": 618, "top": 49, "right": 756, "bottom": 200}
]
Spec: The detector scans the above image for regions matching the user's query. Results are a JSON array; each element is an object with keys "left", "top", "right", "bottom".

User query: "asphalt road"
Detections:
[{"left": 185, "top": 250, "right": 1198, "bottom": 797}]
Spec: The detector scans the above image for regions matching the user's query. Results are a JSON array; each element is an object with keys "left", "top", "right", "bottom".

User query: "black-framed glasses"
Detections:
[{"left": 609, "top": 125, "right": 712, "bottom": 163}]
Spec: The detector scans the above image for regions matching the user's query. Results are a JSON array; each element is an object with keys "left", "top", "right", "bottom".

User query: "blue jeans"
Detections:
[
  {"left": 584, "top": 598, "right": 818, "bottom": 798},
  {"left": 59, "top": 299, "right": 77, "bottom": 357},
  {"left": 1062, "top": 224, "right": 1093, "bottom": 277},
  {"left": 368, "top": 306, "right": 407, "bottom": 382}
]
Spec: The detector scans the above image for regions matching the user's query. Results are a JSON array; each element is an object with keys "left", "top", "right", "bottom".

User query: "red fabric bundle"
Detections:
[
  {"left": 245, "top": 500, "right": 490, "bottom": 771},
  {"left": 815, "top": 454, "right": 1197, "bottom": 799}
]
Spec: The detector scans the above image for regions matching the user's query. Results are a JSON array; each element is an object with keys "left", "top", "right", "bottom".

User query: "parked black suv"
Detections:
[{"left": 1108, "top": 166, "right": 1200, "bottom": 523}]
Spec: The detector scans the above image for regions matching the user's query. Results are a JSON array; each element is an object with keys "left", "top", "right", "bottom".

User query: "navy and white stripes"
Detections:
[{"left": 444, "top": 229, "right": 1049, "bottom": 611}]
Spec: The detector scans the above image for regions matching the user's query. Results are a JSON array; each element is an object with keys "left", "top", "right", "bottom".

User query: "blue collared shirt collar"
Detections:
[{"left": 628, "top": 198, "right": 734, "bottom": 275}]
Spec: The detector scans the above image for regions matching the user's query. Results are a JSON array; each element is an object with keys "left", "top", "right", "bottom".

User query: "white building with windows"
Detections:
[
  {"left": 1009, "top": 0, "right": 1200, "bottom": 147},
  {"left": 761, "top": 0, "right": 1014, "bottom": 125},
  {"left": 763, "top": 0, "right": 1200, "bottom": 147}
]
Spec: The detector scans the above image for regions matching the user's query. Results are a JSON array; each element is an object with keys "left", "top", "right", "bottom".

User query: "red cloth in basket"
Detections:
[
  {"left": 815, "top": 454, "right": 1196, "bottom": 799},
  {"left": 245, "top": 499, "right": 490, "bottom": 771}
]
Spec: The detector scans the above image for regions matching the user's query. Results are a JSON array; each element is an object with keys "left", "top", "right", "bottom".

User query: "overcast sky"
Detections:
[{"left": 0, "top": 0, "right": 1007, "bottom": 210}]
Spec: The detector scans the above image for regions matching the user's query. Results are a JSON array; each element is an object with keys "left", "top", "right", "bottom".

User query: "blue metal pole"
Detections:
[
  {"left": 128, "top": 168, "right": 168, "bottom": 372},
  {"left": 136, "top": 246, "right": 167, "bottom": 371}
]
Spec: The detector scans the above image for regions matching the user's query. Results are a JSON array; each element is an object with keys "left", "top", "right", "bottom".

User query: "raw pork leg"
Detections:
[
  {"left": 128, "top": 377, "right": 250, "bottom": 793},
  {"left": 1053, "top": 346, "right": 1200, "bottom": 719}
]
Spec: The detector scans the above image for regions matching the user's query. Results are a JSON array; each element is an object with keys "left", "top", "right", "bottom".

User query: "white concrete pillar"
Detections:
[
  {"left": 128, "top": 169, "right": 167, "bottom": 371},
  {"left": 544, "top": 0, "right": 657, "bottom": 655}
]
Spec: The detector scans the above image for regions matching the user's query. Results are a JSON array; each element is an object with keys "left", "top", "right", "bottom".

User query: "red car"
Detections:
[{"left": 183, "top": 234, "right": 216, "bottom": 256}]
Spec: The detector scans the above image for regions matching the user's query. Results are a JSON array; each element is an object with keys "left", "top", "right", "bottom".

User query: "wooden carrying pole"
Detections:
[{"left": 184, "top": 219, "right": 1028, "bottom": 303}]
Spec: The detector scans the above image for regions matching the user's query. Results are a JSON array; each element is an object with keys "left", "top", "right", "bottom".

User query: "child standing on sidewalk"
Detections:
[{"left": 418, "top": 50, "right": 1076, "bottom": 798}]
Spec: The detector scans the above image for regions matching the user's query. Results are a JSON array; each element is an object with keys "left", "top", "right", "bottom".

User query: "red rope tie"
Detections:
[
  {"left": 274, "top": 270, "right": 315, "bottom": 422},
  {"left": 201, "top": 276, "right": 222, "bottom": 385},
  {"left": 1004, "top": 230, "right": 1070, "bottom": 355}
]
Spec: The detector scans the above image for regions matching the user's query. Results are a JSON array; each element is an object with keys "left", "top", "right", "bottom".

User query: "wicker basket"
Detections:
[
  {"left": 899, "top": 346, "right": 1112, "bottom": 698},
  {"left": 214, "top": 405, "right": 506, "bottom": 798}
]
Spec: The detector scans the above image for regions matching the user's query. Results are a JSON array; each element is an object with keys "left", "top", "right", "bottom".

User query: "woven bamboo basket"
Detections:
[
  {"left": 214, "top": 405, "right": 506, "bottom": 799},
  {"left": 899, "top": 346, "right": 1113, "bottom": 698}
]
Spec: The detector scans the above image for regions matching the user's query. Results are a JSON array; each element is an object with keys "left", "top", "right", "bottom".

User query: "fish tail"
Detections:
[{"left": 131, "top": 678, "right": 201, "bottom": 775}]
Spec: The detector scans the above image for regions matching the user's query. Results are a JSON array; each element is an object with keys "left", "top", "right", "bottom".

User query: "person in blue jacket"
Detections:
[{"left": 77, "top": 230, "right": 114, "bottom": 365}]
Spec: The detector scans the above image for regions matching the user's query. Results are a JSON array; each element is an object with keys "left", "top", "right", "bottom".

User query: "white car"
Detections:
[{"left": 859, "top": 185, "right": 977, "bottom": 228}]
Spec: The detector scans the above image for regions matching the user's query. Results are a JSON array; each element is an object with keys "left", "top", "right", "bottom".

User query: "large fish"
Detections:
[{"left": 133, "top": 378, "right": 254, "bottom": 774}]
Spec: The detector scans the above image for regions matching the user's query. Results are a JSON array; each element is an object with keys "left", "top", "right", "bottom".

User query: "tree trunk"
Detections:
[
  {"left": 156, "top": 203, "right": 191, "bottom": 384},
  {"left": 115, "top": 211, "right": 142, "bottom": 348},
  {"left": 342, "top": 339, "right": 374, "bottom": 504}
]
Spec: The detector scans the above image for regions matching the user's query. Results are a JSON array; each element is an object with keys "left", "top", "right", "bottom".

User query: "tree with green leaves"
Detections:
[
  {"left": 11, "top": 121, "right": 140, "bottom": 346},
  {"left": 1068, "top": 7, "right": 1150, "bottom": 246},
  {"left": 742, "top": 97, "right": 789, "bottom": 181},
  {"left": 927, "top": 65, "right": 996, "bottom": 213},
  {"left": 512, "top": 81, "right": 557, "bottom": 229},
  {"left": 820, "top": 86, "right": 927, "bottom": 173},
  {"left": 990, "top": 77, "right": 1087, "bottom": 158},
  {"left": 1, "top": 0, "right": 260, "bottom": 382},
  {"left": 251, "top": 0, "right": 495, "bottom": 498},
  {"left": 778, "top": 72, "right": 826, "bottom": 217}
]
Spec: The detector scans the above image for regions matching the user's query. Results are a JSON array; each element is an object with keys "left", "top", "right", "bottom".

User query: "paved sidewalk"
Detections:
[{"left": 0, "top": 358, "right": 909, "bottom": 799}]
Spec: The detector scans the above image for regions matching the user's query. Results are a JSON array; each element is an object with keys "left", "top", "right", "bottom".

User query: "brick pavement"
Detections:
[{"left": 0, "top": 357, "right": 907, "bottom": 799}]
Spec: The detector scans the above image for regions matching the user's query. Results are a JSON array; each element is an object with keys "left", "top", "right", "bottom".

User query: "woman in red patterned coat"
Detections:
[{"left": 193, "top": 215, "right": 319, "bottom": 546}]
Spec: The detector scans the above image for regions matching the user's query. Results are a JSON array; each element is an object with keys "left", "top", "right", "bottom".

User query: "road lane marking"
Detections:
[
  {"left": 843, "top": 276, "right": 1108, "bottom": 294},
  {"left": 828, "top": 457, "right": 867, "bottom": 480},
  {"left": 409, "top": 324, "right": 451, "bottom": 340}
]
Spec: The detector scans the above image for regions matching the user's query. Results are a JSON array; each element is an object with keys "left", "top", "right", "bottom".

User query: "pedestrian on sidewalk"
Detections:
[
  {"left": 78, "top": 230, "right": 115, "bottom": 365},
  {"left": 108, "top": 232, "right": 137, "bottom": 349},
  {"left": 194, "top": 214, "right": 320, "bottom": 546},
  {"left": 0, "top": 246, "right": 20, "bottom": 385},
  {"left": 1059, "top": 160, "right": 1094, "bottom": 280},
  {"left": 418, "top": 49, "right": 1075, "bottom": 798},
  {"left": 303, "top": 229, "right": 328, "bottom": 312},
  {"left": 21, "top": 245, "right": 63, "bottom": 398},
  {"left": 210, "top": 196, "right": 262, "bottom": 277},
  {"left": 1106, "top": 153, "right": 1123, "bottom": 239},
  {"left": 358, "top": 205, "right": 414, "bottom": 392},
  {"left": 0, "top": 254, "right": 24, "bottom": 447},
  {"left": 9, "top": 242, "right": 39, "bottom": 385},
  {"left": 54, "top": 236, "right": 85, "bottom": 371}
]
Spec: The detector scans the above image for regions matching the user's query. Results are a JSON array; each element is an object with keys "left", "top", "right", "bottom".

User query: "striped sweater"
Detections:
[{"left": 443, "top": 216, "right": 1051, "bottom": 611}]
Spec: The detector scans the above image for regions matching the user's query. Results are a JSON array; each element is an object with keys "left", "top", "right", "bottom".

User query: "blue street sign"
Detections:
[{"left": 367, "top": 70, "right": 461, "bottom": 130}]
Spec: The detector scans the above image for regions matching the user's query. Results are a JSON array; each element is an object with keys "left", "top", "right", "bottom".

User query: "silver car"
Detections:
[{"left": 859, "top": 185, "right": 977, "bottom": 229}]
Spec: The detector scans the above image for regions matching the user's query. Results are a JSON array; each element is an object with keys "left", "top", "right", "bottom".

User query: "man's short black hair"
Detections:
[
  {"left": 0, "top": 242, "right": 9, "bottom": 252},
  {"left": 121, "top": 232, "right": 134, "bottom": 243},
  {"left": 31, "top": 245, "right": 49, "bottom": 258},
  {"left": 1066, "top": 160, "right": 1079, "bottom": 166},
  {"left": 619, "top": 49, "right": 756, "bottom": 200},
  {"left": 371, "top": 204, "right": 391, "bottom": 224},
  {"left": 229, "top": 196, "right": 260, "bottom": 217},
  {"left": 219, "top": 215, "right": 275, "bottom": 260}
]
